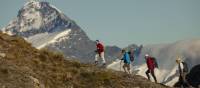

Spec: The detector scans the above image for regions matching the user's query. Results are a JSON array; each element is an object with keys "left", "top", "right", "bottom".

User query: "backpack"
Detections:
[
  {"left": 128, "top": 51, "right": 134, "bottom": 62},
  {"left": 182, "top": 62, "right": 189, "bottom": 72},
  {"left": 122, "top": 52, "right": 131, "bottom": 64},
  {"left": 152, "top": 57, "right": 159, "bottom": 68}
]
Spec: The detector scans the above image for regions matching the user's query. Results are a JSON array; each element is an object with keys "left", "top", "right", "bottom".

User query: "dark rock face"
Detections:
[
  {"left": 174, "top": 64, "right": 200, "bottom": 87},
  {"left": 104, "top": 46, "right": 121, "bottom": 63},
  {"left": 46, "top": 28, "right": 96, "bottom": 63},
  {"left": 187, "top": 64, "right": 200, "bottom": 87}
]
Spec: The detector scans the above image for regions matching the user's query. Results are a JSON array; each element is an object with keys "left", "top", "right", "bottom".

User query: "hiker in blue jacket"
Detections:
[{"left": 121, "top": 49, "right": 131, "bottom": 74}]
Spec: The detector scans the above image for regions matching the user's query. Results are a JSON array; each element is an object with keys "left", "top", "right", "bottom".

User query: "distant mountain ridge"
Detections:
[{"left": 108, "top": 39, "right": 200, "bottom": 87}]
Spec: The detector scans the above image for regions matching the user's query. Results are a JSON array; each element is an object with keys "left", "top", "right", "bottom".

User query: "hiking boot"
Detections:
[
  {"left": 101, "top": 63, "right": 106, "bottom": 67},
  {"left": 94, "top": 61, "right": 98, "bottom": 65},
  {"left": 102, "top": 63, "right": 106, "bottom": 66}
]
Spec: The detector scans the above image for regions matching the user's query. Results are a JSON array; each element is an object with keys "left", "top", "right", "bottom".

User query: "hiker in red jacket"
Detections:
[
  {"left": 95, "top": 40, "right": 106, "bottom": 65},
  {"left": 145, "top": 54, "right": 157, "bottom": 83}
]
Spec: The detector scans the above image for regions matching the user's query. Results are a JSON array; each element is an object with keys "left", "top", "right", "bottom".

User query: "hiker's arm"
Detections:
[
  {"left": 180, "top": 63, "right": 184, "bottom": 74},
  {"left": 120, "top": 60, "right": 122, "bottom": 66},
  {"left": 121, "top": 54, "right": 125, "bottom": 60},
  {"left": 120, "top": 57, "right": 124, "bottom": 60},
  {"left": 94, "top": 50, "right": 97, "bottom": 53}
]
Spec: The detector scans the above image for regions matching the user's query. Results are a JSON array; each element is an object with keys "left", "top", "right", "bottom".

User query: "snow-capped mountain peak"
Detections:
[
  {"left": 1, "top": 1, "right": 121, "bottom": 64},
  {"left": 2, "top": 0, "right": 71, "bottom": 37}
]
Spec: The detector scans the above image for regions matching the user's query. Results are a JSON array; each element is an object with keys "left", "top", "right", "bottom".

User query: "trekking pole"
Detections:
[{"left": 120, "top": 60, "right": 122, "bottom": 71}]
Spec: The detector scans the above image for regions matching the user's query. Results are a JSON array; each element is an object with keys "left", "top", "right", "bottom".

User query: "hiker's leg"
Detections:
[
  {"left": 131, "top": 62, "right": 133, "bottom": 66},
  {"left": 150, "top": 69, "right": 157, "bottom": 83},
  {"left": 174, "top": 75, "right": 183, "bottom": 87},
  {"left": 179, "top": 75, "right": 185, "bottom": 88},
  {"left": 123, "top": 64, "right": 127, "bottom": 73},
  {"left": 174, "top": 80, "right": 181, "bottom": 87},
  {"left": 127, "top": 64, "right": 131, "bottom": 74},
  {"left": 95, "top": 53, "right": 99, "bottom": 61},
  {"left": 182, "top": 73, "right": 187, "bottom": 88},
  {"left": 100, "top": 52, "right": 106, "bottom": 64},
  {"left": 182, "top": 72, "right": 187, "bottom": 82},
  {"left": 182, "top": 72, "right": 191, "bottom": 88},
  {"left": 95, "top": 53, "right": 99, "bottom": 64},
  {"left": 145, "top": 69, "right": 150, "bottom": 80}
]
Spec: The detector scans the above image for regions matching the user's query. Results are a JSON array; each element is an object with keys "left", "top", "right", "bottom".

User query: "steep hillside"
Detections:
[
  {"left": 1, "top": 0, "right": 121, "bottom": 63},
  {"left": 0, "top": 32, "right": 169, "bottom": 88}
]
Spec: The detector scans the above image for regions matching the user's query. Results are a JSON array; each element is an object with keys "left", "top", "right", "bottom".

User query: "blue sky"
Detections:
[{"left": 0, "top": 0, "right": 200, "bottom": 47}]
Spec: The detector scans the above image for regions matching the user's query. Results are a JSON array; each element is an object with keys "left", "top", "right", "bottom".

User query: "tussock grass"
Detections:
[{"left": 0, "top": 33, "right": 170, "bottom": 88}]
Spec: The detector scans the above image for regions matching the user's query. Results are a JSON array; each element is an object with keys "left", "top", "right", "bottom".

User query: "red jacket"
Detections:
[
  {"left": 146, "top": 57, "right": 155, "bottom": 70},
  {"left": 96, "top": 43, "right": 104, "bottom": 53}
]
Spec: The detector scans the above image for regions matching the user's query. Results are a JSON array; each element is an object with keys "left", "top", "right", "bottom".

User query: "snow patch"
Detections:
[
  {"left": 24, "top": 0, "right": 40, "bottom": 8},
  {"left": 49, "top": 4, "right": 62, "bottom": 13},
  {"left": 37, "top": 29, "right": 71, "bottom": 49},
  {"left": 69, "top": 45, "right": 72, "bottom": 49},
  {"left": 3, "top": 31, "right": 13, "bottom": 35},
  {"left": 27, "top": 29, "right": 71, "bottom": 49},
  {"left": 78, "top": 38, "right": 82, "bottom": 41},
  {"left": 20, "top": 11, "right": 42, "bottom": 32}
]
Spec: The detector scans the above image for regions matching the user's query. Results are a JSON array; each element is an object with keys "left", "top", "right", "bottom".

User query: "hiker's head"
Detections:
[
  {"left": 121, "top": 49, "right": 126, "bottom": 54},
  {"left": 96, "top": 40, "right": 100, "bottom": 44},
  {"left": 145, "top": 54, "right": 149, "bottom": 59},
  {"left": 176, "top": 58, "right": 182, "bottom": 64},
  {"left": 130, "top": 47, "right": 134, "bottom": 52}
]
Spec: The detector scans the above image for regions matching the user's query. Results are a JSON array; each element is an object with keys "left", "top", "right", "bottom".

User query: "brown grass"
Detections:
[{"left": 0, "top": 33, "right": 170, "bottom": 88}]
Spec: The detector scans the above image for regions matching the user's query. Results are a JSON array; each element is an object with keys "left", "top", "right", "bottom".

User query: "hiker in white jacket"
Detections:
[{"left": 174, "top": 57, "right": 192, "bottom": 88}]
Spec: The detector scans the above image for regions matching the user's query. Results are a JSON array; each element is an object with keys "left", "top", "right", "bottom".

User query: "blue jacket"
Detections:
[{"left": 122, "top": 52, "right": 131, "bottom": 64}]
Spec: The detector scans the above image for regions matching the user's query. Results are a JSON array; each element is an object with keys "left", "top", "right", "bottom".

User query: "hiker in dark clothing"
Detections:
[
  {"left": 145, "top": 54, "right": 158, "bottom": 83},
  {"left": 174, "top": 57, "right": 192, "bottom": 88},
  {"left": 128, "top": 48, "right": 135, "bottom": 63}
]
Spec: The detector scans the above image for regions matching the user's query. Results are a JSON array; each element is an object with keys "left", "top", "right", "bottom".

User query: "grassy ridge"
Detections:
[{"left": 0, "top": 32, "right": 169, "bottom": 88}]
